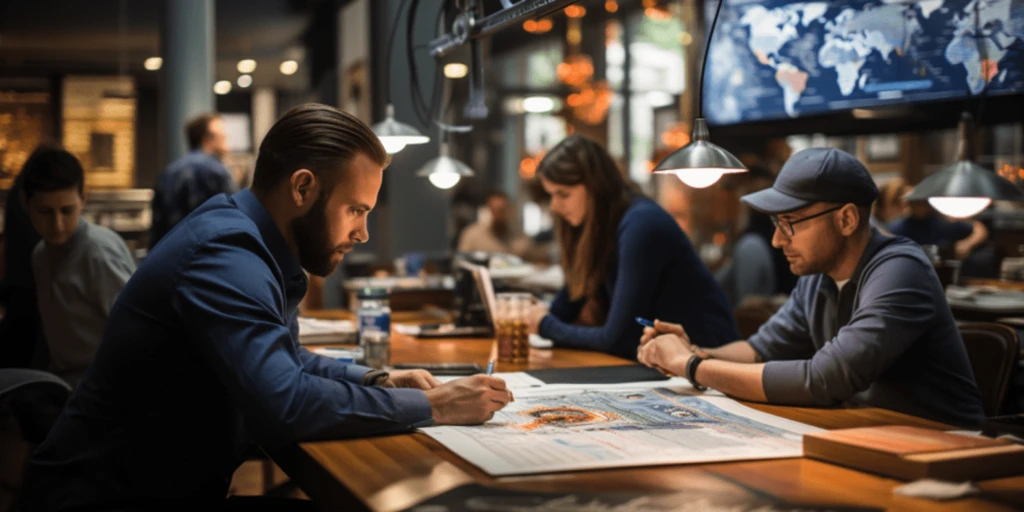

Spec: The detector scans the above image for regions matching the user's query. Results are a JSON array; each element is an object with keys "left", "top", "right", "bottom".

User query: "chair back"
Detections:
[{"left": 958, "top": 322, "right": 1020, "bottom": 416}]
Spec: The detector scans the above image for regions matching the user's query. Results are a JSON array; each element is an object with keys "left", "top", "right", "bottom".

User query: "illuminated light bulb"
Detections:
[
  {"left": 672, "top": 169, "right": 726, "bottom": 189},
  {"left": 237, "top": 59, "right": 257, "bottom": 73},
  {"left": 927, "top": 197, "right": 992, "bottom": 219},
  {"left": 213, "top": 80, "right": 232, "bottom": 95},
  {"left": 443, "top": 63, "right": 468, "bottom": 79},
  {"left": 428, "top": 170, "right": 461, "bottom": 190},
  {"left": 280, "top": 60, "right": 299, "bottom": 75}
]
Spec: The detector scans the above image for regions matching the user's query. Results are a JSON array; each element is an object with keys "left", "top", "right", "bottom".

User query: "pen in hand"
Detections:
[
  {"left": 485, "top": 360, "right": 495, "bottom": 375},
  {"left": 635, "top": 317, "right": 655, "bottom": 329}
]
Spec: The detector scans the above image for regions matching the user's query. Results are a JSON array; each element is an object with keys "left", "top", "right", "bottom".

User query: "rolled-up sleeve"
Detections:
[
  {"left": 173, "top": 232, "right": 433, "bottom": 450},
  {"left": 761, "top": 256, "right": 937, "bottom": 406},
  {"left": 747, "top": 278, "right": 815, "bottom": 362}
]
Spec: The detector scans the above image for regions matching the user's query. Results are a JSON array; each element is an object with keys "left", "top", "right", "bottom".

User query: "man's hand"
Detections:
[
  {"left": 640, "top": 320, "right": 691, "bottom": 346},
  {"left": 386, "top": 369, "right": 442, "bottom": 390},
  {"left": 638, "top": 334, "right": 694, "bottom": 376},
  {"left": 424, "top": 375, "right": 514, "bottom": 425},
  {"left": 525, "top": 303, "right": 548, "bottom": 335}
]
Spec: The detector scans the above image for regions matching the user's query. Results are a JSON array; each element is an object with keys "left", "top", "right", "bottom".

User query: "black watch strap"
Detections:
[
  {"left": 686, "top": 355, "right": 707, "bottom": 391},
  {"left": 362, "top": 369, "right": 390, "bottom": 387}
]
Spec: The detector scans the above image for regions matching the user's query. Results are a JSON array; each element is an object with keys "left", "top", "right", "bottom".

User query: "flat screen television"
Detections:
[{"left": 703, "top": 0, "right": 1024, "bottom": 126}]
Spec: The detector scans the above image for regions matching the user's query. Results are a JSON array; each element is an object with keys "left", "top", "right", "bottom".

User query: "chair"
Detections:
[
  {"left": 0, "top": 369, "right": 71, "bottom": 512},
  {"left": 734, "top": 302, "right": 780, "bottom": 340},
  {"left": 958, "top": 322, "right": 1020, "bottom": 416}
]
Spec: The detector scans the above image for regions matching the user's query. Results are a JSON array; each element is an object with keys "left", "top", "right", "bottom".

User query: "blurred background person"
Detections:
[
  {"left": 872, "top": 177, "right": 910, "bottom": 230},
  {"left": 716, "top": 166, "right": 798, "bottom": 308},
  {"left": 24, "top": 147, "right": 135, "bottom": 388},
  {"left": 889, "top": 199, "right": 988, "bottom": 261},
  {"left": 457, "top": 190, "right": 530, "bottom": 256},
  {"left": 149, "top": 113, "right": 235, "bottom": 249},
  {"left": 526, "top": 135, "right": 738, "bottom": 359},
  {"left": 0, "top": 168, "right": 43, "bottom": 371}
]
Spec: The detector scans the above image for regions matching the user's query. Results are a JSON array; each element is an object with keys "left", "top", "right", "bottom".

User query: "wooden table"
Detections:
[{"left": 280, "top": 310, "right": 1024, "bottom": 512}]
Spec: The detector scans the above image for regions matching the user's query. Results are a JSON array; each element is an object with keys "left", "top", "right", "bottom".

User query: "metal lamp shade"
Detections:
[
  {"left": 905, "top": 159, "right": 1024, "bottom": 203},
  {"left": 372, "top": 104, "right": 429, "bottom": 154},
  {"left": 653, "top": 118, "right": 746, "bottom": 188},
  {"left": 417, "top": 143, "right": 474, "bottom": 190},
  {"left": 907, "top": 112, "right": 1024, "bottom": 215}
]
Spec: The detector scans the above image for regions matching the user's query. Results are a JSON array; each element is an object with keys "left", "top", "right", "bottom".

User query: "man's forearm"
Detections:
[
  {"left": 695, "top": 360, "right": 767, "bottom": 402},
  {"left": 700, "top": 341, "right": 762, "bottom": 363}
]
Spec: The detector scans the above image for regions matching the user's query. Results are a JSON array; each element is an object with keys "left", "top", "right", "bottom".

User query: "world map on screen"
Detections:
[{"left": 704, "top": 0, "right": 1024, "bottom": 124}]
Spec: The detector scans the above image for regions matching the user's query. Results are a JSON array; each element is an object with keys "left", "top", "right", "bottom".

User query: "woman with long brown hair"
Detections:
[{"left": 527, "top": 135, "right": 738, "bottom": 359}]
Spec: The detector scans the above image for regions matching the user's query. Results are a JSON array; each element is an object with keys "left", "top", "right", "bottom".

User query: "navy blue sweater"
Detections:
[{"left": 539, "top": 197, "right": 738, "bottom": 359}]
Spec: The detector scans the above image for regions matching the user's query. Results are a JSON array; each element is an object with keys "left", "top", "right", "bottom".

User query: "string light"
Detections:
[{"left": 564, "top": 5, "right": 586, "bottom": 18}]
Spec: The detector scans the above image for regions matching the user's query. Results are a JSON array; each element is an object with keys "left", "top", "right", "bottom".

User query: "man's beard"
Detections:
[
  {"left": 799, "top": 228, "right": 846, "bottom": 276},
  {"left": 292, "top": 195, "right": 342, "bottom": 277}
]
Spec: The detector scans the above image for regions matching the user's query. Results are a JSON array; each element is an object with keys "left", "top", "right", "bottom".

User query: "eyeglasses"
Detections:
[{"left": 770, "top": 205, "right": 844, "bottom": 237}]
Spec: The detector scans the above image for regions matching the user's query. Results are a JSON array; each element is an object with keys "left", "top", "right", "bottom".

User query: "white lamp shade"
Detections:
[
  {"left": 372, "top": 104, "right": 429, "bottom": 155},
  {"left": 378, "top": 135, "right": 430, "bottom": 155},
  {"left": 417, "top": 144, "right": 474, "bottom": 190}
]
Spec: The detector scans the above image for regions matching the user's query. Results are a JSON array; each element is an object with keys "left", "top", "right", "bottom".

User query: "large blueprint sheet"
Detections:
[{"left": 422, "top": 385, "right": 822, "bottom": 476}]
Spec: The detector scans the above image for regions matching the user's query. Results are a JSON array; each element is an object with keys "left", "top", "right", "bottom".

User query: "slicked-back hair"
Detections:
[{"left": 251, "top": 103, "right": 389, "bottom": 194}]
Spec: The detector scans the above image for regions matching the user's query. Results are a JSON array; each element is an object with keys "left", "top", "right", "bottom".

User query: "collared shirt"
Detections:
[
  {"left": 748, "top": 229, "right": 984, "bottom": 427},
  {"left": 32, "top": 220, "right": 135, "bottom": 388},
  {"left": 150, "top": 150, "right": 238, "bottom": 249},
  {"left": 23, "top": 190, "right": 433, "bottom": 510}
]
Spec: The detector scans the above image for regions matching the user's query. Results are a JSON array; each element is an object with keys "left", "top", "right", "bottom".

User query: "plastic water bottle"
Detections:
[{"left": 357, "top": 287, "right": 391, "bottom": 349}]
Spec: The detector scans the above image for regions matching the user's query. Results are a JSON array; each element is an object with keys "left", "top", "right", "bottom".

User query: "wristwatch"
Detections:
[
  {"left": 361, "top": 369, "right": 391, "bottom": 387},
  {"left": 685, "top": 354, "right": 707, "bottom": 391}
]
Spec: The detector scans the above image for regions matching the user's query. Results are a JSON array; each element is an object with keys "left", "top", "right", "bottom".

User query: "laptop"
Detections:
[{"left": 416, "top": 261, "right": 497, "bottom": 338}]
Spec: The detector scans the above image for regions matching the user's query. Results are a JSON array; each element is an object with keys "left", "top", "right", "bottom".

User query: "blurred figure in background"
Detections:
[
  {"left": 0, "top": 169, "right": 43, "bottom": 370},
  {"left": 150, "top": 113, "right": 235, "bottom": 249},
  {"left": 872, "top": 178, "right": 909, "bottom": 229},
  {"left": 526, "top": 135, "right": 738, "bottom": 359},
  {"left": 24, "top": 147, "right": 135, "bottom": 388},
  {"left": 716, "top": 166, "right": 798, "bottom": 308},
  {"left": 889, "top": 199, "right": 988, "bottom": 260},
  {"left": 457, "top": 190, "right": 530, "bottom": 256}
]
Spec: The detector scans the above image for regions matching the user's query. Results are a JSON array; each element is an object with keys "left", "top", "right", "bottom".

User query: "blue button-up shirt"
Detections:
[
  {"left": 24, "top": 190, "right": 433, "bottom": 509},
  {"left": 150, "top": 150, "right": 238, "bottom": 249}
]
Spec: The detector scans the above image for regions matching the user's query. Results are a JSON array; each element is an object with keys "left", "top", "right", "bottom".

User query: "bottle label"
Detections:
[{"left": 358, "top": 309, "right": 391, "bottom": 343}]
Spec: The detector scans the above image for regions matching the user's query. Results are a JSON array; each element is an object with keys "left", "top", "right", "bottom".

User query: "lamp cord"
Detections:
[
  {"left": 383, "top": 0, "right": 410, "bottom": 106},
  {"left": 973, "top": 0, "right": 989, "bottom": 125},
  {"left": 698, "top": 0, "right": 726, "bottom": 119}
]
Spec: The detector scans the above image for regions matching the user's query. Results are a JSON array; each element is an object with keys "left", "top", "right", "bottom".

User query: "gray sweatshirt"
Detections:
[
  {"left": 33, "top": 220, "right": 135, "bottom": 388},
  {"left": 748, "top": 229, "right": 984, "bottom": 426}
]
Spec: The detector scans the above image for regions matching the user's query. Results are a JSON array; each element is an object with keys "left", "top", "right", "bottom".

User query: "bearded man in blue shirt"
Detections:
[{"left": 22, "top": 104, "right": 511, "bottom": 510}]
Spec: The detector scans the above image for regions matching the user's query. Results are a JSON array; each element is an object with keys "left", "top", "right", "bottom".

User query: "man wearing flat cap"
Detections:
[{"left": 638, "top": 148, "right": 984, "bottom": 427}]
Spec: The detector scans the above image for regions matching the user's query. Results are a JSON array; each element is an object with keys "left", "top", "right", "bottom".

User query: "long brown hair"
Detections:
[{"left": 537, "top": 135, "right": 637, "bottom": 304}]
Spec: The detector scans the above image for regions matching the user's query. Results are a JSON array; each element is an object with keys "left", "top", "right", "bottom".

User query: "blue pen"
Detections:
[
  {"left": 485, "top": 360, "right": 495, "bottom": 375},
  {"left": 635, "top": 317, "right": 655, "bottom": 328}
]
